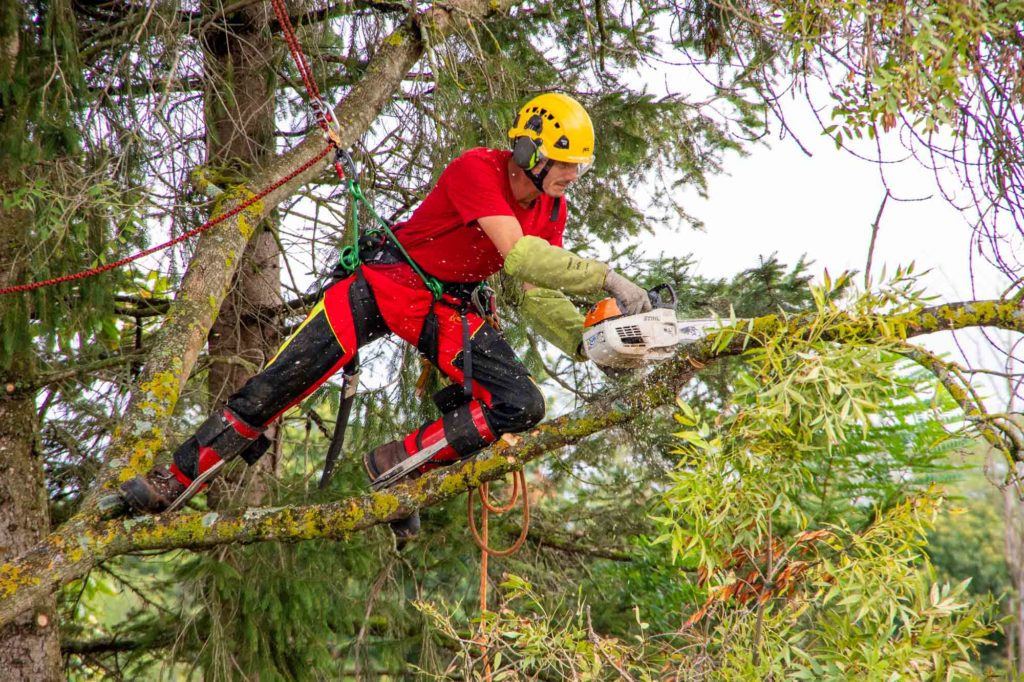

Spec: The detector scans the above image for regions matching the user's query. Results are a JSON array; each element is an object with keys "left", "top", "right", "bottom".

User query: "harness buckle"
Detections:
[{"left": 334, "top": 146, "right": 358, "bottom": 180}]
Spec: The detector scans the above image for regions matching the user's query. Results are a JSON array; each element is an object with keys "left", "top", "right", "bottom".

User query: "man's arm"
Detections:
[
  {"left": 479, "top": 215, "right": 605, "bottom": 294},
  {"left": 478, "top": 215, "right": 651, "bottom": 314},
  {"left": 519, "top": 282, "right": 588, "bottom": 361},
  {"left": 477, "top": 215, "right": 524, "bottom": 258}
]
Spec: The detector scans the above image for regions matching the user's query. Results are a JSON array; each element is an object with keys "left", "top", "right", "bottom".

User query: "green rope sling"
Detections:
[{"left": 334, "top": 150, "right": 443, "bottom": 300}]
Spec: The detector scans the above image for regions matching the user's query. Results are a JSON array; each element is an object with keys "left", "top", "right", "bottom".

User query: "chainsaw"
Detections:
[{"left": 581, "top": 284, "right": 718, "bottom": 368}]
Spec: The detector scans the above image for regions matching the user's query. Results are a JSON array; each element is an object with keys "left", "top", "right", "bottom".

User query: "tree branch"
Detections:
[
  {"left": 525, "top": 528, "right": 634, "bottom": 562},
  {"left": 897, "top": 342, "right": 1024, "bottom": 467},
  {"left": 62, "top": 632, "right": 173, "bottom": 656},
  {"left": 2, "top": 299, "right": 1021, "bottom": 627},
  {"left": 30, "top": 352, "right": 145, "bottom": 390}
]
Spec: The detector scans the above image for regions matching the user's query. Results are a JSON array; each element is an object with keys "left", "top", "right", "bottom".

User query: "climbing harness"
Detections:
[
  {"left": 329, "top": 158, "right": 445, "bottom": 301},
  {"left": 471, "top": 284, "right": 501, "bottom": 331}
]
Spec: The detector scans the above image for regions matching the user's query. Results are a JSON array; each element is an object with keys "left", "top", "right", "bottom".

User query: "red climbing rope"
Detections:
[
  {"left": 269, "top": 0, "right": 344, "bottom": 147},
  {"left": 0, "top": 146, "right": 333, "bottom": 296},
  {"left": 272, "top": 0, "right": 320, "bottom": 101},
  {"left": 0, "top": 0, "right": 344, "bottom": 297}
]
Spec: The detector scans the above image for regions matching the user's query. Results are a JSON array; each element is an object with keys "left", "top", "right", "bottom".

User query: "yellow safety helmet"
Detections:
[{"left": 508, "top": 93, "right": 595, "bottom": 174}]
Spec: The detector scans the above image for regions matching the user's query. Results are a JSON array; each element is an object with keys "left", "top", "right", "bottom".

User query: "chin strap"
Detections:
[
  {"left": 524, "top": 159, "right": 562, "bottom": 221},
  {"left": 526, "top": 158, "right": 553, "bottom": 193}
]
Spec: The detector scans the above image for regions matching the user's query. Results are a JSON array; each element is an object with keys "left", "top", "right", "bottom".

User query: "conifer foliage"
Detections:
[{"left": 0, "top": 0, "right": 1022, "bottom": 679}]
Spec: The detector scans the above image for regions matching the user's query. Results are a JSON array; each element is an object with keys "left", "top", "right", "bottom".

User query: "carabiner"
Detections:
[{"left": 334, "top": 146, "right": 358, "bottom": 181}]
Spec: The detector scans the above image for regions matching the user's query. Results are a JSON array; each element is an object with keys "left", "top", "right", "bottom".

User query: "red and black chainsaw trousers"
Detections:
[{"left": 171, "top": 262, "right": 545, "bottom": 483}]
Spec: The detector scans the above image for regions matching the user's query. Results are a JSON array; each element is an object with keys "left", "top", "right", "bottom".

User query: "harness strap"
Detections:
[{"left": 462, "top": 313, "right": 473, "bottom": 400}]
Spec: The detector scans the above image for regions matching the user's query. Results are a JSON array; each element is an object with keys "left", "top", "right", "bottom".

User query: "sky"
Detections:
[
  {"left": 611, "top": 46, "right": 1010, "bottom": 300},
  {"left": 652, "top": 100, "right": 1004, "bottom": 300},
  {"left": 619, "top": 75, "right": 1018, "bottom": 406}
]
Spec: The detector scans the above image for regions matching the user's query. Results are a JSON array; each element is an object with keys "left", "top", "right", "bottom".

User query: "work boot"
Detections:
[
  {"left": 364, "top": 440, "right": 421, "bottom": 540},
  {"left": 120, "top": 466, "right": 188, "bottom": 514},
  {"left": 120, "top": 408, "right": 268, "bottom": 515}
]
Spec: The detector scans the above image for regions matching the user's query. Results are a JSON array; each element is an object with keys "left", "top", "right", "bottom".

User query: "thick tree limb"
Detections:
[
  {"left": 897, "top": 342, "right": 1024, "bottom": 466},
  {"left": 1, "top": 299, "right": 1020, "bottom": 628}
]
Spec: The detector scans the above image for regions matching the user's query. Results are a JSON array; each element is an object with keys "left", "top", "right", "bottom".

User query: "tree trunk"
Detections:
[
  {"left": 201, "top": 1, "right": 282, "bottom": 503},
  {"left": 0, "top": 385, "right": 61, "bottom": 680},
  {"left": 196, "top": 4, "right": 284, "bottom": 678},
  {"left": 201, "top": 0, "right": 283, "bottom": 510},
  {"left": 0, "top": 189, "right": 61, "bottom": 680}
]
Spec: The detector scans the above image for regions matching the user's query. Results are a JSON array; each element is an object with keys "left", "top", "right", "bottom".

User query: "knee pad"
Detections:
[{"left": 492, "top": 379, "right": 545, "bottom": 432}]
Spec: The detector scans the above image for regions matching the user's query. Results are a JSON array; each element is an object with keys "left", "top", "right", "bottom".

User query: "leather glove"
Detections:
[
  {"left": 603, "top": 270, "right": 651, "bottom": 315},
  {"left": 504, "top": 236, "right": 608, "bottom": 295}
]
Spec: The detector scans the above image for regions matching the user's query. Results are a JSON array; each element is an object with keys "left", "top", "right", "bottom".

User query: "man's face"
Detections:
[{"left": 541, "top": 160, "right": 581, "bottom": 197}]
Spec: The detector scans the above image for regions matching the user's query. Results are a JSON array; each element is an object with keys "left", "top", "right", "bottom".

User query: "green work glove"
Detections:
[
  {"left": 503, "top": 236, "right": 609, "bottom": 295},
  {"left": 520, "top": 287, "right": 587, "bottom": 361}
]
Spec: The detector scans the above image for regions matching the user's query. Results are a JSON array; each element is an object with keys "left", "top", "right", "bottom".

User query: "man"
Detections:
[{"left": 120, "top": 92, "right": 651, "bottom": 537}]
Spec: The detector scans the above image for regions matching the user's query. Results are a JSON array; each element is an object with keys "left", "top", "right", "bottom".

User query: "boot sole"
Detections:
[
  {"left": 363, "top": 451, "right": 381, "bottom": 480},
  {"left": 119, "top": 477, "right": 167, "bottom": 514},
  {"left": 390, "top": 511, "right": 421, "bottom": 539}
]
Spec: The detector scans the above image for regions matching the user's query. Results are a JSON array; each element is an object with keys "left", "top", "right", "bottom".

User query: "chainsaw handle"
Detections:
[{"left": 647, "top": 283, "right": 677, "bottom": 310}]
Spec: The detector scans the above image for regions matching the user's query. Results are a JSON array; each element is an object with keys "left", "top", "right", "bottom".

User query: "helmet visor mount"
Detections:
[{"left": 534, "top": 147, "right": 594, "bottom": 179}]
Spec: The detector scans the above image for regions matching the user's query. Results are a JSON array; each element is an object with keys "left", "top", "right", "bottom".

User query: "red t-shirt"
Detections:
[{"left": 391, "top": 148, "right": 566, "bottom": 283}]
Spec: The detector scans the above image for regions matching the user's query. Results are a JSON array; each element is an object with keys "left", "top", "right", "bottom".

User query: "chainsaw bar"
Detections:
[{"left": 675, "top": 318, "right": 719, "bottom": 344}]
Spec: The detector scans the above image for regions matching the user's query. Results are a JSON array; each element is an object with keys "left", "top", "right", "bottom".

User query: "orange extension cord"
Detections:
[{"left": 468, "top": 470, "right": 530, "bottom": 678}]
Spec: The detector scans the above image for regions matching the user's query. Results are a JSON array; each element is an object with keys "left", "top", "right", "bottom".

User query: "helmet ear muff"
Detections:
[
  {"left": 511, "top": 113, "right": 544, "bottom": 169},
  {"left": 512, "top": 135, "right": 539, "bottom": 169}
]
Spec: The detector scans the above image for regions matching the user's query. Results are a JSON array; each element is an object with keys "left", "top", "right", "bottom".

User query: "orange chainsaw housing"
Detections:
[{"left": 584, "top": 297, "right": 624, "bottom": 328}]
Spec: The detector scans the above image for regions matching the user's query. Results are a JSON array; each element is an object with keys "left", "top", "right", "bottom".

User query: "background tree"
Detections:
[
  {"left": 0, "top": 0, "right": 146, "bottom": 676},
  {"left": 0, "top": 0, "right": 1021, "bottom": 679}
]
